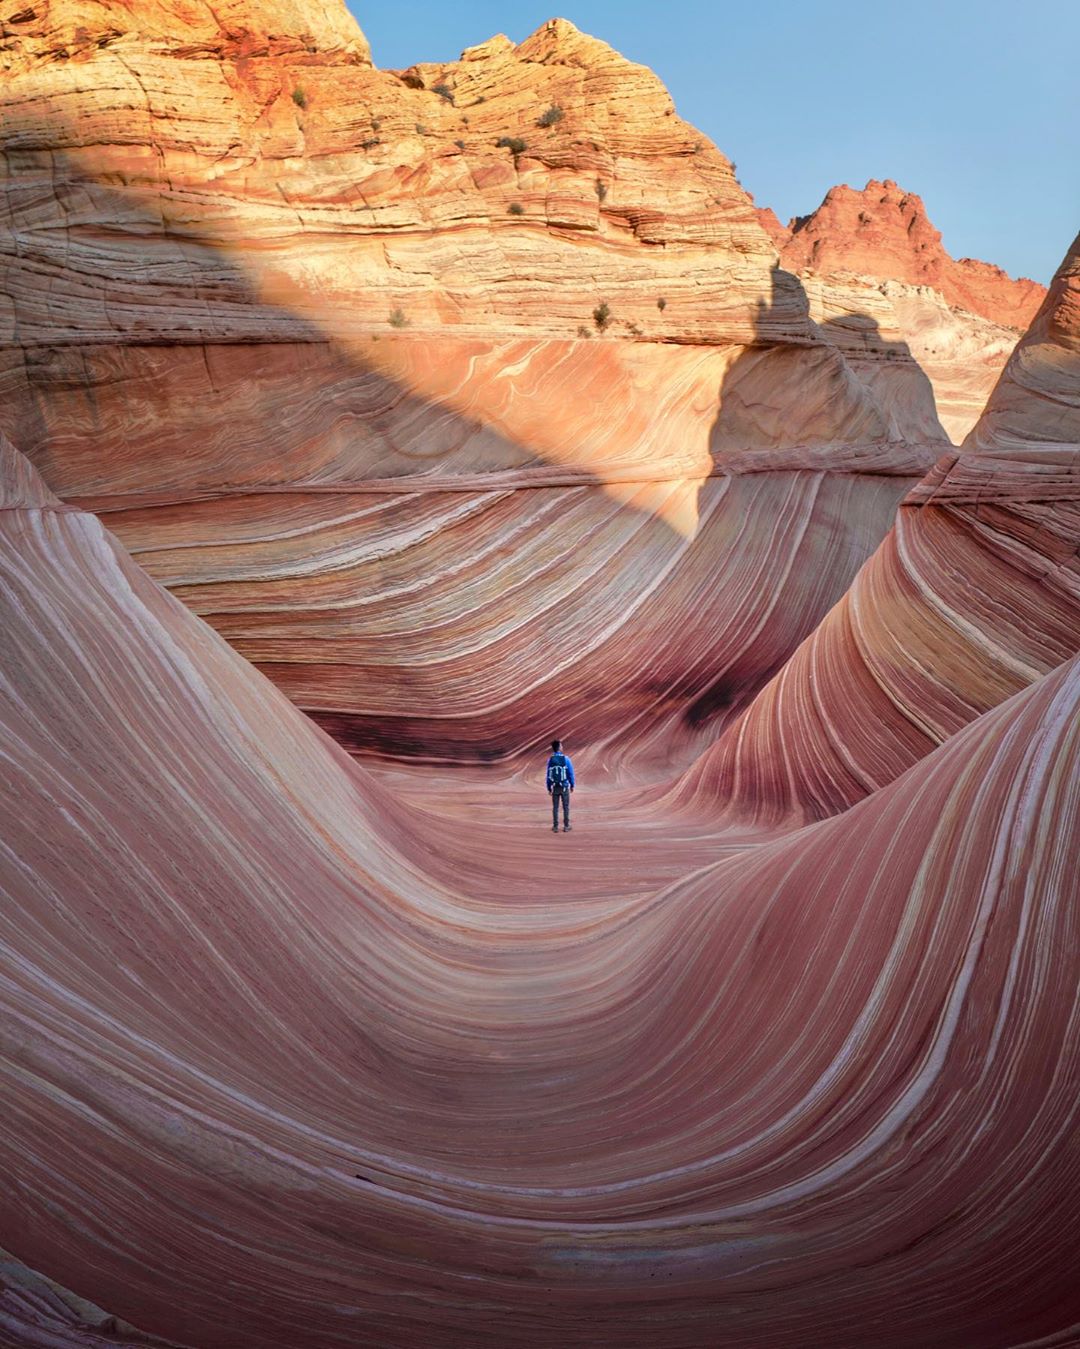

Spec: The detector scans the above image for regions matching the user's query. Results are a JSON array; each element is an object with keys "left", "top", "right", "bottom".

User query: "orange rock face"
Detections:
[{"left": 777, "top": 179, "right": 1045, "bottom": 330}]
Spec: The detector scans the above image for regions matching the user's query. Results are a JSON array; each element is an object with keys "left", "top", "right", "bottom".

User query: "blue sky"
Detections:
[{"left": 349, "top": 0, "right": 1078, "bottom": 284}]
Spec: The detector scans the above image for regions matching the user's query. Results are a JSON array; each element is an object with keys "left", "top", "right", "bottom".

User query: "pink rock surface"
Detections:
[
  {"left": 1, "top": 440, "right": 1078, "bottom": 1346},
  {"left": 677, "top": 234, "right": 1080, "bottom": 824},
  {"left": 0, "top": 2, "right": 950, "bottom": 760}
]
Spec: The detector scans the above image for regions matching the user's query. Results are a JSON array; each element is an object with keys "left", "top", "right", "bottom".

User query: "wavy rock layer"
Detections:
[
  {"left": 1, "top": 440, "right": 1078, "bottom": 1347},
  {"left": 1, "top": 5, "right": 1078, "bottom": 1345},
  {"left": 677, "top": 234, "right": 1080, "bottom": 824}
]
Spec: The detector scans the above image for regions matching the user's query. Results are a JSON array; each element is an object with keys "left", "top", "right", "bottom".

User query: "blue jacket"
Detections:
[{"left": 546, "top": 753, "right": 575, "bottom": 790}]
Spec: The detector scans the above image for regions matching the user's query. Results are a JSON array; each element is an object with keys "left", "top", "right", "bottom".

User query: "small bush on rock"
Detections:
[
  {"left": 537, "top": 105, "right": 564, "bottom": 127},
  {"left": 432, "top": 82, "right": 455, "bottom": 103},
  {"left": 593, "top": 301, "right": 612, "bottom": 332},
  {"left": 507, "top": 202, "right": 525, "bottom": 216},
  {"left": 388, "top": 308, "right": 409, "bottom": 329},
  {"left": 496, "top": 136, "right": 527, "bottom": 156},
  {"left": 291, "top": 87, "right": 307, "bottom": 109}
]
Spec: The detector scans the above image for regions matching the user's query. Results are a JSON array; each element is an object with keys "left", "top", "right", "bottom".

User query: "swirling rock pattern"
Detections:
[
  {"left": 1, "top": 4, "right": 1078, "bottom": 1346},
  {"left": 676, "top": 234, "right": 1080, "bottom": 825},
  {"left": 1, "top": 438, "right": 1078, "bottom": 1347}
]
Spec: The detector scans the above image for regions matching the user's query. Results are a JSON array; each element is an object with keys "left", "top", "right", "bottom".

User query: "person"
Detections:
[{"left": 546, "top": 739, "right": 575, "bottom": 832}]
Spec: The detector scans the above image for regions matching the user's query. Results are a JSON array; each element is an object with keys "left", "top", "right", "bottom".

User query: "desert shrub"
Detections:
[
  {"left": 388, "top": 308, "right": 408, "bottom": 329},
  {"left": 656, "top": 297, "right": 667, "bottom": 311},
  {"left": 594, "top": 178, "right": 607, "bottom": 202},
  {"left": 593, "top": 301, "right": 612, "bottom": 331},
  {"left": 454, "top": 138, "right": 466, "bottom": 150},
  {"left": 507, "top": 202, "right": 524, "bottom": 216},
  {"left": 576, "top": 325, "right": 592, "bottom": 339},
  {"left": 361, "top": 138, "right": 381, "bottom": 150},
  {"left": 496, "top": 136, "right": 527, "bottom": 156},
  {"left": 291, "top": 87, "right": 307, "bottom": 109},
  {"left": 371, "top": 117, "right": 381, "bottom": 130},
  {"left": 432, "top": 82, "right": 455, "bottom": 103},
  {"left": 415, "top": 123, "right": 430, "bottom": 136},
  {"left": 537, "top": 105, "right": 564, "bottom": 128}
]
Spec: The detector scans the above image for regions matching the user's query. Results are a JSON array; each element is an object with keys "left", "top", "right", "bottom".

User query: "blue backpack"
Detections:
[{"left": 549, "top": 753, "right": 569, "bottom": 787}]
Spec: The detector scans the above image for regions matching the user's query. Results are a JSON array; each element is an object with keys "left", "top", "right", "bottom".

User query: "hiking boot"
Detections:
[
  {"left": 563, "top": 825, "right": 572, "bottom": 832},
  {"left": 552, "top": 825, "right": 559, "bottom": 832}
]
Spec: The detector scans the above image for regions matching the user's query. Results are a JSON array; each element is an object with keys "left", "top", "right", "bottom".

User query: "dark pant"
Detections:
[{"left": 551, "top": 785, "right": 570, "bottom": 828}]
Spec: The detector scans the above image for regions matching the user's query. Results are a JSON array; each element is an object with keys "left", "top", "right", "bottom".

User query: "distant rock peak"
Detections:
[{"left": 772, "top": 178, "right": 1045, "bottom": 330}]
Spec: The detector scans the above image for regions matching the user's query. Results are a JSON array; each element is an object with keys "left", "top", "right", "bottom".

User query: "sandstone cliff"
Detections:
[{"left": 0, "top": 3, "right": 949, "bottom": 762}]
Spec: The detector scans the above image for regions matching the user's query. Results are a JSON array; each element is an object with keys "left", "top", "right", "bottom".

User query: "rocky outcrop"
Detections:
[
  {"left": 777, "top": 179, "right": 1045, "bottom": 330},
  {"left": 0, "top": 0, "right": 372, "bottom": 64},
  {"left": 761, "top": 180, "right": 1048, "bottom": 443}
]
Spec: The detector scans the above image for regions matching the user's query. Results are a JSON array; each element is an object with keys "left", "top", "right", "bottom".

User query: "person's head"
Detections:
[{"left": 551, "top": 739, "right": 561, "bottom": 753}]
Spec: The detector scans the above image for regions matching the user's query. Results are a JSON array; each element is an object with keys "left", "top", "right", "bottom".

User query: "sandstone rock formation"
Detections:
[
  {"left": 777, "top": 180, "right": 1045, "bottom": 328},
  {"left": 759, "top": 180, "right": 1048, "bottom": 442},
  {"left": 1, "top": 2, "right": 1078, "bottom": 1345},
  {"left": 0, "top": 4, "right": 949, "bottom": 761}
]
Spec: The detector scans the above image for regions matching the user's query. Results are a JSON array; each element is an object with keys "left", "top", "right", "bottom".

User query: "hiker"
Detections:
[{"left": 546, "top": 739, "right": 575, "bottom": 832}]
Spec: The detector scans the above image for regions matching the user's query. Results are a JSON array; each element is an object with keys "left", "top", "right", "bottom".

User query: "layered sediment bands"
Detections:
[
  {"left": 2, "top": 4, "right": 1078, "bottom": 1342},
  {"left": 120, "top": 471, "right": 907, "bottom": 763},
  {"left": 763, "top": 180, "right": 1049, "bottom": 443},
  {"left": 965, "top": 230, "right": 1080, "bottom": 454},
  {"left": 0, "top": 13, "right": 789, "bottom": 345},
  {"left": 0, "top": 1246, "right": 181, "bottom": 1349},
  {"left": 676, "top": 235, "right": 1080, "bottom": 824},
  {"left": 2, "top": 443, "right": 1079, "bottom": 1347}
]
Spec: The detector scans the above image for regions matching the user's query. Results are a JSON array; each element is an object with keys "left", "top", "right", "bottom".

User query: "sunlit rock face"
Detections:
[
  {"left": 758, "top": 180, "right": 1048, "bottom": 443},
  {"left": 965, "top": 230, "right": 1080, "bottom": 454},
  {"left": 0, "top": 6, "right": 952, "bottom": 761}
]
